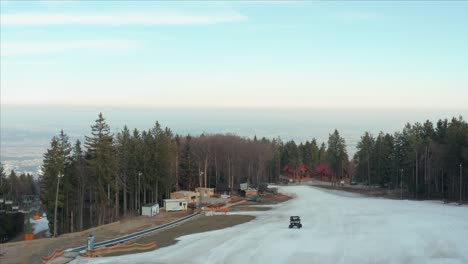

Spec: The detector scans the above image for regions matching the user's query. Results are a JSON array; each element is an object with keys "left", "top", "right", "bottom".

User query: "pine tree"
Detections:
[
  {"left": 40, "top": 133, "right": 71, "bottom": 236},
  {"left": 179, "top": 135, "right": 197, "bottom": 190},
  {"left": 70, "top": 140, "right": 87, "bottom": 231},
  {"left": 0, "top": 164, "right": 7, "bottom": 198},
  {"left": 85, "top": 113, "right": 117, "bottom": 225},
  {"left": 326, "top": 129, "right": 348, "bottom": 182},
  {"left": 355, "top": 132, "right": 375, "bottom": 184},
  {"left": 116, "top": 126, "right": 131, "bottom": 216}
]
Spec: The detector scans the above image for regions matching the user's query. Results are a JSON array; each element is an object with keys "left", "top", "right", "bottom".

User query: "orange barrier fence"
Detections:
[
  {"left": 83, "top": 242, "right": 157, "bottom": 257},
  {"left": 204, "top": 207, "right": 229, "bottom": 213},
  {"left": 41, "top": 248, "right": 64, "bottom": 264},
  {"left": 208, "top": 202, "right": 225, "bottom": 208},
  {"left": 24, "top": 233, "right": 34, "bottom": 240}
]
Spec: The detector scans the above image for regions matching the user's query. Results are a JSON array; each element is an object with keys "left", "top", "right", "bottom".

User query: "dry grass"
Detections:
[{"left": 105, "top": 215, "right": 255, "bottom": 257}]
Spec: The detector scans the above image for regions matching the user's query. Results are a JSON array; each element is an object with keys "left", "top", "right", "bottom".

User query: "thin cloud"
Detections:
[
  {"left": 2, "top": 40, "right": 136, "bottom": 56},
  {"left": 1, "top": 11, "right": 248, "bottom": 26},
  {"left": 331, "top": 12, "right": 383, "bottom": 22}
]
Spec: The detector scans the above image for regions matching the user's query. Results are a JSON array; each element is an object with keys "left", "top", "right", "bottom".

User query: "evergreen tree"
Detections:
[
  {"left": 179, "top": 135, "right": 197, "bottom": 190},
  {"left": 40, "top": 133, "right": 71, "bottom": 236},
  {"left": 282, "top": 140, "right": 300, "bottom": 167},
  {"left": 310, "top": 139, "right": 320, "bottom": 169},
  {"left": 8, "top": 170, "right": 18, "bottom": 201},
  {"left": 318, "top": 143, "right": 327, "bottom": 164},
  {"left": 355, "top": 132, "right": 375, "bottom": 184},
  {"left": 0, "top": 164, "right": 7, "bottom": 198},
  {"left": 326, "top": 129, "right": 348, "bottom": 180},
  {"left": 116, "top": 126, "right": 131, "bottom": 216},
  {"left": 85, "top": 113, "right": 117, "bottom": 225},
  {"left": 70, "top": 140, "right": 87, "bottom": 231}
]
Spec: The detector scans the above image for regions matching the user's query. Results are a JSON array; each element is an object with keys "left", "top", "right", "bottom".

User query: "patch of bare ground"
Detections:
[
  {"left": 242, "top": 193, "right": 293, "bottom": 207},
  {"left": 229, "top": 206, "right": 272, "bottom": 212},
  {"left": 0, "top": 210, "right": 190, "bottom": 264},
  {"left": 103, "top": 215, "right": 255, "bottom": 257}
]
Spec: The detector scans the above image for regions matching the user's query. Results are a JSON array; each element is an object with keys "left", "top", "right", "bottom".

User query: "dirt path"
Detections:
[{"left": 0, "top": 211, "right": 190, "bottom": 264}]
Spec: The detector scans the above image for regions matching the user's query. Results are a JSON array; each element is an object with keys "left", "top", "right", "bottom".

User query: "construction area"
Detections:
[{"left": 0, "top": 183, "right": 291, "bottom": 264}]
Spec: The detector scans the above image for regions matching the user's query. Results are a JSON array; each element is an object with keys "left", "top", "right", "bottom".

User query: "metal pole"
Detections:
[
  {"left": 54, "top": 173, "right": 62, "bottom": 238},
  {"left": 400, "top": 169, "right": 403, "bottom": 200}
]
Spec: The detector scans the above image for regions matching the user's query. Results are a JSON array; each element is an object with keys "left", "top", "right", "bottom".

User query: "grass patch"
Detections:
[{"left": 105, "top": 215, "right": 254, "bottom": 257}]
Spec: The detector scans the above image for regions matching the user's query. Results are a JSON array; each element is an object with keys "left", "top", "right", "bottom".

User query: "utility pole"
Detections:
[
  {"left": 53, "top": 173, "right": 63, "bottom": 238},
  {"left": 400, "top": 168, "right": 404, "bottom": 200}
]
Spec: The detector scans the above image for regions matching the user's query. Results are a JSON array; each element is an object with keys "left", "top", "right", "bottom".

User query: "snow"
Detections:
[
  {"left": 70, "top": 186, "right": 468, "bottom": 264},
  {"left": 31, "top": 216, "right": 49, "bottom": 235}
]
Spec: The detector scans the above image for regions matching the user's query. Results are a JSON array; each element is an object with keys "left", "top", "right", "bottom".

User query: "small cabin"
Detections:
[
  {"left": 170, "top": 191, "right": 199, "bottom": 203},
  {"left": 141, "top": 203, "right": 160, "bottom": 217},
  {"left": 195, "top": 187, "right": 214, "bottom": 198},
  {"left": 164, "top": 199, "right": 188, "bottom": 212}
]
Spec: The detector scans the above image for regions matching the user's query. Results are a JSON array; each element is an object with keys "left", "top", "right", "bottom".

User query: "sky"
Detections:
[{"left": 1, "top": 1, "right": 468, "bottom": 109}]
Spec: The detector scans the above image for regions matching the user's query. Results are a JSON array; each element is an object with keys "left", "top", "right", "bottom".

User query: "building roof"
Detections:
[
  {"left": 142, "top": 203, "right": 159, "bottom": 207},
  {"left": 164, "top": 199, "right": 187, "bottom": 202},
  {"left": 172, "top": 191, "right": 198, "bottom": 195}
]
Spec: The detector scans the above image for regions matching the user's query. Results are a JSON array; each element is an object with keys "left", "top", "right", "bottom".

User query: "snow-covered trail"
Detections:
[{"left": 71, "top": 186, "right": 468, "bottom": 264}]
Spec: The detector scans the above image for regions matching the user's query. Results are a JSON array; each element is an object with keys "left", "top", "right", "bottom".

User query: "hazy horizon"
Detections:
[
  {"left": 1, "top": 104, "right": 466, "bottom": 177},
  {"left": 1, "top": 1, "right": 467, "bottom": 176}
]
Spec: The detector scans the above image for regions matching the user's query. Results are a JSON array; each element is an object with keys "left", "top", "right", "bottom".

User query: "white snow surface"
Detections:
[
  {"left": 31, "top": 216, "right": 49, "bottom": 235},
  {"left": 70, "top": 186, "right": 468, "bottom": 264}
]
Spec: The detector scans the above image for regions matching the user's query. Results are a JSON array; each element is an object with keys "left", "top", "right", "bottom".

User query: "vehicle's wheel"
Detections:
[
  {"left": 299, "top": 224, "right": 302, "bottom": 228},
  {"left": 289, "top": 225, "right": 292, "bottom": 229}
]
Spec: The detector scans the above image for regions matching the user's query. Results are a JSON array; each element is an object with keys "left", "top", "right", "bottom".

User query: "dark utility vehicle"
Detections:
[{"left": 289, "top": 216, "right": 302, "bottom": 229}]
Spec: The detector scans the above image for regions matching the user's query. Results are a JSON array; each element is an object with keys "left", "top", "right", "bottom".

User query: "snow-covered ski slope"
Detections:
[{"left": 71, "top": 186, "right": 468, "bottom": 264}]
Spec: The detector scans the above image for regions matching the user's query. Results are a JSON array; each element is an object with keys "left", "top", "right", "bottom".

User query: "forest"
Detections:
[{"left": 1, "top": 114, "right": 466, "bottom": 237}]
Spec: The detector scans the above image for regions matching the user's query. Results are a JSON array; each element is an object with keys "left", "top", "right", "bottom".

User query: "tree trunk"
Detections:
[
  {"left": 175, "top": 152, "right": 179, "bottom": 191},
  {"left": 89, "top": 190, "right": 93, "bottom": 228},
  {"left": 115, "top": 174, "right": 119, "bottom": 220},
  {"left": 204, "top": 158, "right": 208, "bottom": 188},
  {"left": 123, "top": 174, "right": 127, "bottom": 217},
  {"left": 415, "top": 150, "right": 418, "bottom": 199},
  {"left": 53, "top": 175, "right": 61, "bottom": 237},
  {"left": 215, "top": 154, "right": 218, "bottom": 188},
  {"left": 228, "top": 157, "right": 231, "bottom": 194},
  {"left": 79, "top": 183, "right": 84, "bottom": 231},
  {"left": 134, "top": 183, "right": 137, "bottom": 215},
  {"left": 70, "top": 210, "right": 74, "bottom": 233},
  {"left": 155, "top": 181, "right": 159, "bottom": 205},
  {"left": 198, "top": 161, "right": 202, "bottom": 187},
  {"left": 143, "top": 181, "right": 146, "bottom": 206}
]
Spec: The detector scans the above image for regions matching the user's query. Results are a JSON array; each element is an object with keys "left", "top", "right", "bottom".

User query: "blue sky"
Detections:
[{"left": 1, "top": 1, "right": 467, "bottom": 109}]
